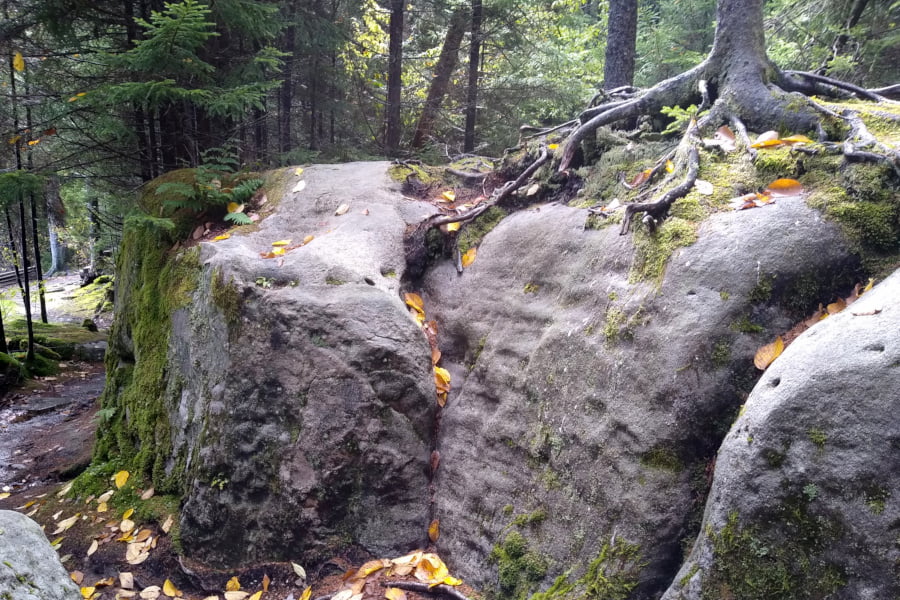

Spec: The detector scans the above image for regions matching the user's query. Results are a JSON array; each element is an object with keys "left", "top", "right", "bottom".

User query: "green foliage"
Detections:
[
  {"left": 489, "top": 531, "right": 549, "bottom": 600},
  {"left": 0, "top": 172, "right": 46, "bottom": 208},
  {"left": 155, "top": 146, "right": 263, "bottom": 215},
  {"left": 660, "top": 105, "right": 705, "bottom": 135}
]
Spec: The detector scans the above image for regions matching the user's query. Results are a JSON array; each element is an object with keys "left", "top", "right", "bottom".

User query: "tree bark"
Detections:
[
  {"left": 411, "top": 7, "right": 468, "bottom": 149},
  {"left": 279, "top": 1, "right": 297, "bottom": 155},
  {"left": 463, "top": 0, "right": 483, "bottom": 152},
  {"left": 384, "top": 0, "right": 405, "bottom": 156},
  {"left": 603, "top": 0, "right": 637, "bottom": 89}
]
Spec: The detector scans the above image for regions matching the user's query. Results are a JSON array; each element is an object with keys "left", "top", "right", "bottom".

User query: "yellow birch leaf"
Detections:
[
  {"left": 226, "top": 576, "right": 241, "bottom": 592},
  {"left": 87, "top": 540, "right": 98, "bottom": 556},
  {"left": 114, "top": 471, "right": 130, "bottom": 489},
  {"left": 434, "top": 367, "right": 451, "bottom": 391},
  {"left": 50, "top": 537, "right": 64, "bottom": 550},
  {"left": 665, "top": 159, "right": 674, "bottom": 173},
  {"left": 95, "top": 576, "right": 115, "bottom": 587},
  {"left": 122, "top": 508, "right": 134, "bottom": 520},
  {"left": 271, "top": 239, "right": 292, "bottom": 246},
  {"left": 81, "top": 586, "right": 96, "bottom": 599},
  {"left": 0, "top": 492, "right": 9, "bottom": 499},
  {"left": 445, "top": 222, "right": 460, "bottom": 232},
  {"left": 385, "top": 588, "right": 407, "bottom": 600},
  {"left": 827, "top": 298, "right": 847, "bottom": 315},
  {"left": 227, "top": 202, "right": 240, "bottom": 213},
  {"left": 71, "top": 571, "right": 85, "bottom": 584},
  {"left": 295, "top": 168, "right": 304, "bottom": 176},
  {"left": 781, "top": 134, "right": 812, "bottom": 145},
  {"left": 247, "top": 592, "right": 262, "bottom": 600},
  {"left": 461, "top": 247, "right": 477, "bottom": 268},
  {"left": 262, "top": 574, "right": 270, "bottom": 592},
  {"left": 441, "top": 190, "right": 456, "bottom": 202},
  {"left": 291, "top": 563, "right": 307, "bottom": 579},
  {"left": 428, "top": 519, "right": 440, "bottom": 542},
  {"left": 161, "top": 514, "right": 174, "bottom": 534},
  {"left": 414, "top": 553, "right": 449, "bottom": 583},
  {"left": 764, "top": 178, "right": 804, "bottom": 196},
  {"left": 750, "top": 139, "right": 785, "bottom": 149},
  {"left": 13, "top": 52, "right": 25, "bottom": 72},
  {"left": 213, "top": 233, "right": 231, "bottom": 241},
  {"left": 162, "top": 580, "right": 181, "bottom": 597},
  {"left": 754, "top": 336, "right": 784, "bottom": 371},
  {"left": 404, "top": 292, "right": 425, "bottom": 314},
  {"left": 335, "top": 203, "right": 350, "bottom": 215},
  {"left": 299, "top": 586, "right": 312, "bottom": 600},
  {"left": 97, "top": 490, "right": 114, "bottom": 503},
  {"left": 358, "top": 559, "right": 385, "bottom": 577},
  {"left": 272, "top": 247, "right": 286, "bottom": 256},
  {"left": 391, "top": 551, "right": 423, "bottom": 566},
  {"left": 54, "top": 514, "right": 79, "bottom": 534},
  {"left": 224, "top": 593, "right": 249, "bottom": 600},
  {"left": 862, "top": 278, "right": 875, "bottom": 293},
  {"left": 120, "top": 518, "right": 135, "bottom": 533},
  {"left": 8, "top": 135, "right": 21, "bottom": 145},
  {"left": 547, "top": 143, "right": 559, "bottom": 150},
  {"left": 27, "top": 139, "right": 40, "bottom": 146},
  {"left": 442, "top": 576, "right": 463, "bottom": 586},
  {"left": 302, "top": 235, "right": 314, "bottom": 244}
]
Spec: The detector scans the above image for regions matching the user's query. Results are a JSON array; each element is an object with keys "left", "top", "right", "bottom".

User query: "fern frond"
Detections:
[
  {"left": 231, "top": 179, "right": 264, "bottom": 203},
  {"left": 224, "top": 212, "right": 253, "bottom": 225}
]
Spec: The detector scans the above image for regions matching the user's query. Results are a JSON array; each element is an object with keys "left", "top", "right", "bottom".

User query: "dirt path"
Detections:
[{"left": 0, "top": 362, "right": 104, "bottom": 499}]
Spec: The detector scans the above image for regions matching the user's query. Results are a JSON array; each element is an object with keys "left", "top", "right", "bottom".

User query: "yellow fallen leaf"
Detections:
[
  {"left": 414, "top": 553, "right": 449, "bottom": 583},
  {"left": 293, "top": 180, "right": 307, "bottom": 193},
  {"left": 391, "top": 551, "right": 423, "bottom": 566},
  {"left": 292, "top": 563, "right": 307, "bottom": 579},
  {"left": 385, "top": 588, "right": 407, "bottom": 600},
  {"left": 428, "top": 519, "right": 440, "bottom": 542},
  {"left": 97, "top": 490, "right": 114, "bottom": 503},
  {"left": 665, "top": 159, "right": 674, "bottom": 173},
  {"left": 295, "top": 168, "right": 304, "bottom": 176},
  {"left": 299, "top": 586, "right": 312, "bottom": 600},
  {"left": 213, "top": 232, "right": 229, "bottom": 241},
  {"left": 404, "top": 292, "right": 425, "bottom": 314},
  {"left": 754, "top": 336, "right": 784, "bottom": 371},
  {"left": 445, "top": 222, "right": 460, "bottom": 232},
  {"left": 13, "top": 52, "right": 25, "bottom": 72},
  {"left": 302, "top": 235, "right": 314, "bottom": 244},
  {"left": 135, "top": 529, "right": 152, "bottom": 542},
  {"left": 781, "top": 134, "right": 812, "bottom": 145},
  {"left": 441, "top": 190, "right": 456, "bottom": 202},
  {"left": 827, "top": 298, "right": 847, "bottom": 315},
  {"left": 461, "top": 247, "right": 477, "bottom": 268},
  {"left": 114, "top": 471, "right": 130, "bottom": 489},
  {"left": 162, "top": 579, "right": 180, "bottom": 597},
  {"left": 547, "top": 143, "right": 559, "bottom": 150},
  {"left": 54, "top": 514, "right": 80, "bottom": 534},
  {"left": 271, "top": 239, "right": 292, "bottom": 246},
  {"left": 139, "top": 586, "right": 161, "bottom": 599},
  {"left": 81, "top": 586, "right": 96, "bottom": 599},
  {"left": 122, "top": 508, "right": 134, "bottom": 520},
  {"left": 862, "top": 278, "right": 875, "bottom": 293},
  {"left": 227, "top": 202, "right": 245, "bottom": 214},
  {"left": 120, "top": 518, "right": 135, "bottom": 533},
  {"left": 224, "top": 592, "right": 249, "bottom": 600},
  {"left": 272, "top": 247, "right": 286, "bottom": 256},
  {"left": 0, "top": 492, "right": 9, "bottom": 499},
  {"left": 359, "top": 559, "right": 386, "bottom": 577},
  {"left": 248, "top": 592, "right": 262, "bottom": 600},
  {"left": 434, "top": 367, "right": 451, "bottom": 392},
  {"left": 262, "top": 574, "right": 270, "bottom": 592},
  {"left": 8, "top": 135, "right": 21, "bottom": 145},
  {"left": 335, "top": 203, "right": 350, "bottom": 216},
  {"left": 120, "top": 572, "right": 135, "bottom": 589},
  {"left": 87, "top": 540, "right": 98, "bottom": 556},
  {"left": 441, "top": 576, "right": 463, "bottom": 587},
  {"left": 95, "top": 576, "right": 115, "bottom": 588},
  {"left": 58, "top": 481, "right": 75, "bottom": 497},
  {"left": 97, "top": 502, "right": 108, "bottom": 513},
  {"left": 71, "top": 571, "right": 85, "bottom": 584},
  {"left": 161, "top": 514, "right": 174, "bottom": 534},
  {"left": 764, "top": 178, "right": 804, "bottom": 197},
  {"left": 140, "top": 488, "right": 155, "bottom": 500},
  {"left": 226, "top": 576, "right": 241, "bottom": 592},
  {"left": 50, "top": 537, "right": 64, "bottom": 550}
]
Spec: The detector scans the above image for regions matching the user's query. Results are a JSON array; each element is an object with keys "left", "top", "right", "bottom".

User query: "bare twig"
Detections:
[
  {"left": 621, "top": 144, "right": 700, "bottom": 234},
  {"left": 782, "top": 70, "right": 884, "bottom": 102},
  {"left": 445, "top": 167, "right": 489, "bottom": 181},
  {"left": 382, "top": 581, "right": 472, "bottom": 600}
]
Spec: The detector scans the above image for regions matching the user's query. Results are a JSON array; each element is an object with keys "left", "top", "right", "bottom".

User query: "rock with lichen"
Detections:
[
  {"left": 0, "top": 510, "right": 81, "bottom": 600},
  {"left": 662, "top": 267, "right": 900, "bottom": 600}
]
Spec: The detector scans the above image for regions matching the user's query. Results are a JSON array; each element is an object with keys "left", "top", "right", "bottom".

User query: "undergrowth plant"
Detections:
[{"left": 154, "top": 145, "right": 262, "bottom": 225}]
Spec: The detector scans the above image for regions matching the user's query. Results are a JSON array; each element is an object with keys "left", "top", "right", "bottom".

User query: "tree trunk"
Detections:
[
  {"left": 411, "top": 7, "right": 467, "bottom": 149},
  {"left": 463, "top": 0, "right": 483, "bottom": 153},
  {"left": 603, "top": 0, "right": 637, "bottom": 89},
  {"left": 384, "top": 0, "right": 405, "bottom": 156},
  {"left": 24, "top": 76, "right": 47, "bottom": 323},
  {"left": 279, "top": 2, "right": 297, "bottom": 155}
]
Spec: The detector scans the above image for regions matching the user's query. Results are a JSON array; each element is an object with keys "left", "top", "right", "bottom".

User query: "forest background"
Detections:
[{"left": 0, "top": 0, "right": 898, "bottom": 279}]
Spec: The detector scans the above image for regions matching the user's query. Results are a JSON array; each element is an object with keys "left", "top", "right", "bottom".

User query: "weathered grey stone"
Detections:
[
  {"left": 662, "top": 267, "right": 900, "bottom": 600},
  {"left": 166, "top": 163, "right": 438, "bottom": 566},
  {"left": 422, "top": 197, "right": 859, "bottom": 598},
  {"left": 0, "top": 510, "right": 81, "bottom": 600}
]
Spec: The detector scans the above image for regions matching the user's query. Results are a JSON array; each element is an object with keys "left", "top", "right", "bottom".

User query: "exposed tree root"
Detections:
[{"left": 381, "top": 581, "right": 473, "bottom": 600}]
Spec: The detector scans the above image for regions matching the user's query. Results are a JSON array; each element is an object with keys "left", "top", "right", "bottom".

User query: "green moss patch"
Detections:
[
  {"left": 459, "top": 206, "right": 508, "bottom": 253},
  {"left": 529, "top": 538, "right": 645, "bottom": 600},
  {"left": 489, "top": 531, "right": 549, "bottom": 600},
  {"left": 629, "top": 217, "right": 698, "bottom": 284}
]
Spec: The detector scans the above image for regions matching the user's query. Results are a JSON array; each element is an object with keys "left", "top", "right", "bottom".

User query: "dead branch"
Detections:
[
  {"left": 445, "top": 167, "right": 489, "bottom": 181},
  {"left": 869, "top": 84, "right": 900, "bottom": 100},
  {"left": 382, "top": 581, "right": 472, "bottom": 600},
  {"left": 521, "top": 119, "right": 578, "bottom": 140}
]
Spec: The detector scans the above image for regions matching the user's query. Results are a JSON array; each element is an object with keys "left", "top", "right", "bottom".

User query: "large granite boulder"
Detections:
[
  {"left": 0, "top": 510, "right": 81, "bottom": 600},
  {"left": 662, "top": 268, "right": 900, "bottom": 600},
  {"left": 422, "top": 197, "right": 859, "bottom": 598}
]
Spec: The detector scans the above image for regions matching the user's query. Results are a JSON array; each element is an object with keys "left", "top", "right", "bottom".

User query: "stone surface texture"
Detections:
[{"left": 0, "top": 510, "right": 81, "bottom": 600}]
